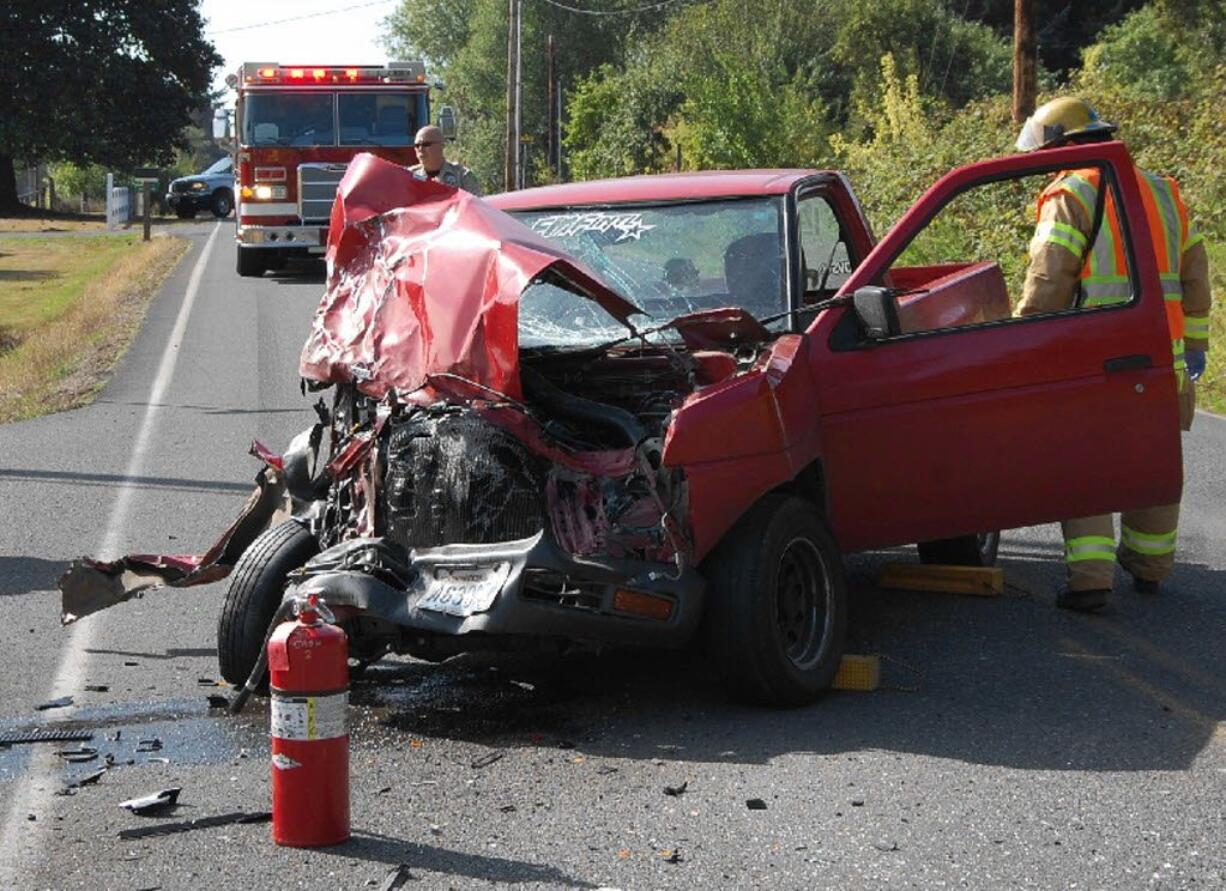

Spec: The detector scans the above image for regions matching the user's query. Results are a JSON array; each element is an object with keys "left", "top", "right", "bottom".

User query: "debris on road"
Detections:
[
  {"left": 197, "top": 678, "right": 223, "bottom": 687},
  {"left": 117, "top": 811, "right": 271, "bottom": 840},
  {"left": 659, "top": 848, "right": 684, "bottom": 864},
  {"left": 56, "top": 746, "right": 98, "bottom": 763},
  {"left": 873, "top": 840, "right": 900, "bottom": 852},
  {"left": 470, "top": 750, "right": 505, "bottom": 769},
  {"left": 663, "top": 781, "right": 688, "bottom": 797},
  {"left": 0, "top": 728, "right": 93, "bottom": 745},
  {"left": 35, "top": 696, "right": 74, "bottom": 711},
  {"left": 746, "top": 798, "right": 768, "bottom": 810},
  {"left": 206, "top": 694, "right": 230, "bottom": 709},
  {"left": 58, "top": 767, "right": 107, "bottom": 795},
  {"left": 83, "top": 684, "right": 109, "bottom": 693},
  {"left": 119, "top": 788, "right": 182, "bottom": 816},
  {"left": 135, "top": 737, "right": 163, "bottom": 753},
  {"left": 375, "top": 864, "right": 414, "bottom": 890}
]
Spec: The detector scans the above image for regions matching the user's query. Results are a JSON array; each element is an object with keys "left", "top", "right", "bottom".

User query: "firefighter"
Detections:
[
  {"left": 408, "top": 125, "right": 482, "bottom": 195},
  {"left": 1015, "top": 97, "right": 1213, "bottom": 612}
]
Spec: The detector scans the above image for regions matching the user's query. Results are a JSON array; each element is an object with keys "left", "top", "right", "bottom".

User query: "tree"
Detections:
[
  {"left": 0, "top": 1, "right": 221, "bottom": 211},
  {"left": 382, "top": 0, "right": 681, "bottom": 188}
]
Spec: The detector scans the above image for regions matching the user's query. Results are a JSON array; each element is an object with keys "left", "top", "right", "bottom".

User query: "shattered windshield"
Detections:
[{"left": 512, "top": 198, "right": 786, "bottom": 347}]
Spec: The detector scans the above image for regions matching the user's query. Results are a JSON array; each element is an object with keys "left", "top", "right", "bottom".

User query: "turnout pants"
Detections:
[{"left": 1062, "top": 503, "right": 1181, "bottom": 591}]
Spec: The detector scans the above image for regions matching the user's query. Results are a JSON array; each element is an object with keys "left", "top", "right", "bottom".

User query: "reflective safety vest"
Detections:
[{"left": 1037, "top": 167, "right": 1190, "bottom": 386}]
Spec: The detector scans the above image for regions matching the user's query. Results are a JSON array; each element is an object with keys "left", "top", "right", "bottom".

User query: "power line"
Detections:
[
  {"left": 205, "top": 0, "right": 397, "bottom": 36},
  {"left": 535, "top": 0, "right": 687, "bottom": 16}
]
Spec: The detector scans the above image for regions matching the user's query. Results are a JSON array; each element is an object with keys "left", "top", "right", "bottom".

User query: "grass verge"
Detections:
[
  {"left": 0, "top": 234, "right": 188, "bottom": 423},
  {"left": 1196, "top": 241, "right": 1226, "bottom": 416}
]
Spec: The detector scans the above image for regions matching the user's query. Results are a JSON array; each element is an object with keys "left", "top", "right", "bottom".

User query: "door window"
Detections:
[
  {"left": 797, "top": 193, "right": 852, "bottom": 301},
  {"left": 865, "top": 166, "right": 1135, "bottom": 338}
]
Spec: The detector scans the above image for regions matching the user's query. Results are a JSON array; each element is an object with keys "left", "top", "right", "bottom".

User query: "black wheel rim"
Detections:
[{"left": 774, "top": 536, "right": 832, "bottom": 670}]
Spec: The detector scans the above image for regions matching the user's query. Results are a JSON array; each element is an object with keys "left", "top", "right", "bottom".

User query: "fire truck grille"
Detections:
[{"left": 299, "top": 163, "right": 349, "bottom": 223}]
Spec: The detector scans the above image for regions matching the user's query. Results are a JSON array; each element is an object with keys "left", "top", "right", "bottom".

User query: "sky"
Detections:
[{"left": 201, "top": 0, "right": 401, "bottom": 100}]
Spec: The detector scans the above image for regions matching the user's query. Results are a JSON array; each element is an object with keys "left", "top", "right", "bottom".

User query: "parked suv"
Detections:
[{"left": 167, "top": 156, "right": 235, "bottom": 219}]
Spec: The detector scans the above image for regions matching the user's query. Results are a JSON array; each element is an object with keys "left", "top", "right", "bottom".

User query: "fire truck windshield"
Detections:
[{"left": 241, "top": 91, "right": 425, "bottom": 147}]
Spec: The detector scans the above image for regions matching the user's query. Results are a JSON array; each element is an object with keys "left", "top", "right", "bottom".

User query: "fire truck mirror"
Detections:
[{"left": 438, "top": 106, "right": 459, "bottom": 141}]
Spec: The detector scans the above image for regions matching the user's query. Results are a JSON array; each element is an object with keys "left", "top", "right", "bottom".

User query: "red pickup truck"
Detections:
[{"left": 61, "top": 142, "right": 1181, "bottom": 706}]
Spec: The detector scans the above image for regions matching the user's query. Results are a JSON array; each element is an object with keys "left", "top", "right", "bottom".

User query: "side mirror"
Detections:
[
  {"left": 852, "top": 286, "right": 900, "bottom": 341},
  {"left": 438, "top": 105, "right": 459, "bottom": 141}
]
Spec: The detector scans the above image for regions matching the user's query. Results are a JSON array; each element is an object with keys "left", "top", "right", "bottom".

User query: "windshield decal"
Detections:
[{"left": 530, "top": 211, "right": 656, "bottom": 243}]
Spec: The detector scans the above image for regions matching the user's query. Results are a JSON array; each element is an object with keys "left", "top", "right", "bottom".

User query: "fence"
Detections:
[{"left": 106, "top": 173, "right": 131, "bottom": 230}]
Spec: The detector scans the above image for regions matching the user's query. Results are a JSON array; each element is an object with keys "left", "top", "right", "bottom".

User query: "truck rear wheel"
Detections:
[
  {"left": 701, "top": 495, "right": 848, "bottom": 706},
  {"left": 917, "top": 532, "right": 1000, "bottom": 567},
  {"left": 217, "top": 521, "right": 319, "bottom": 686},
  {"left": 236, "top": 245, "right": 265, "bottom": 277}
]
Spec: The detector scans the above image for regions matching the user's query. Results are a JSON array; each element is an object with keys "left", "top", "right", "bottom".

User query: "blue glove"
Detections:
[{"left": 1186, "top": 348, "right": 1206, "bottom": 382}]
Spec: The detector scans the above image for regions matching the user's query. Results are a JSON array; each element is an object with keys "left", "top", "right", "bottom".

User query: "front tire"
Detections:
[
  {"left": 210, "top": 189, "right": 233, "bottom": 218},
  {"left": 917, "top": 532, "right": 1000, "bottom": 567},
  {"left": 236, "top": 245, "right": 265, "bottom": 277},
  {"left": 217, "top": 521, "right": 319, "bottom": 686},
  {"left": 701, "top": 495, "right": 848, "bottom": 706}
]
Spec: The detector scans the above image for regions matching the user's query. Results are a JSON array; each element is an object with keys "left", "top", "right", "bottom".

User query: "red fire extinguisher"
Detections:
[{"left": 268, "top": 593, "right": 350, "bottom": 847}]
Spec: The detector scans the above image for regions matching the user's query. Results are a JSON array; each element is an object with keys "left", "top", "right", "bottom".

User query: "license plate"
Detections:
[{"left": 415, "top": 562, "right": 510, "bottom": 617}]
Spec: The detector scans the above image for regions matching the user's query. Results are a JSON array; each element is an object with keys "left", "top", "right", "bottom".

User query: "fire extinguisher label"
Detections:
[{"left": 270, "top": 692, "right": 348, "bottom": 741}]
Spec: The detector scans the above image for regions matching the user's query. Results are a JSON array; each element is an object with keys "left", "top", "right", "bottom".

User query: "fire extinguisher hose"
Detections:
[{"left": 227, "top": 598, "right": 297, "bottom": 716}]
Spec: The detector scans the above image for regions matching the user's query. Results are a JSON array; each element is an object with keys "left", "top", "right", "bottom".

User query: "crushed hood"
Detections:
[{"left": 299, "top": 153, "right": 641, "bottom": 401}]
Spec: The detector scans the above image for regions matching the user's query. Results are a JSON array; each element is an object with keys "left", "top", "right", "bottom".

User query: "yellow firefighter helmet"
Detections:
[{"left": 1015, "top": 97, "right": 1117, "bottom": 151}]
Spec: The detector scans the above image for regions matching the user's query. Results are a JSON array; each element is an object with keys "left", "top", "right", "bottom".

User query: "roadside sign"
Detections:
[{"left": 133, "top": 167, "right": 161, "bottom": 183}]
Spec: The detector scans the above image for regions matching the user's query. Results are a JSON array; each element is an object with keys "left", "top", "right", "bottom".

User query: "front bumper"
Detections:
[
  {"left": 236, "top": 223, "right": 327, "bottom": 252},
  {"left": 167, "top": 193, "right": 209, "bottom": 210},
  {"left": 287, "top": 532, "right": 706, "bottom": 649}
]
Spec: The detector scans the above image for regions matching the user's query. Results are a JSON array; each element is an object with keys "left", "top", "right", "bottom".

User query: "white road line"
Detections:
[{"left": 0, "top": 223, "right": 222, "bottom": 886}]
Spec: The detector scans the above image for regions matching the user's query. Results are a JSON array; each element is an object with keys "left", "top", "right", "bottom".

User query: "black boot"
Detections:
[
  {"left": 1132, "top": 576, "right": 1163, "bottom": 596},
  {"left": 1057, "top": 588, "right": 1109, "bottom": 612}
]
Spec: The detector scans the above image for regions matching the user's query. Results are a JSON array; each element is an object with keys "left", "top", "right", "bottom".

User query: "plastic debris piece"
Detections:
[
  {"left": 59, "top": 767, "right": 107, "bottom": 794},
  {"left": 873, "top": 840, "right": 899, "bottom": 852},
  {"left": 471, "top": 750, "right": 505, "bottom": 769},
  {"left": 136, "top": 738, "right": 163, "bottom": 753},
  {"left": 376, "top": 864, "right": 414, "bottom": 891},
  {"left": 664, "top": 782, "right": 688, "bottom": 797},
  {"left": 35, "top": 696, "right": 74, "bottom": 711},
  {"left": 0, "top": 729, "right": 93, "bottom": 745},
  {"left": 83, "top": 685, "right": 109, "bottom": 693},
  {"left": 746, "top": 798, "right": 767, "bottom": 810},
  {"left": 117, "top": 811, "right": 270, "bottom": 840},
  {"left": 499, "top": 804, "right": 517, "bottom": 813},
  {"left": 660, "top": 849, "right": 684, "bottom": 864},
  {"left": 119, "top": 788, "right": 182, "bottom": 816},
  {"left": 197, "top": 678, "right": 222, "bottom": 687},
  {"left": 57, "top": 746, "right": 98, "bottom": 763}
]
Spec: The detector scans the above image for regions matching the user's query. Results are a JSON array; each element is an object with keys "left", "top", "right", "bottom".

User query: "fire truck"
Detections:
[{"left": 226, "top": 61, "right": 434, "bottom": 277}]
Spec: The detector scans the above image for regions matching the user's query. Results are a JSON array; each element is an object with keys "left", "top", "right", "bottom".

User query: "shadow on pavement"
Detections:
[
  {"left": 353, "top": 547, "right": 1226, "bottom": 776},
  {"left": 0, "top": 467, "right": 252, "bottom": 495},
  {"left": 323, "top": 830, "right": 600, "bottom": 888},
  {"left": 0, "top": 555, "right": 66, "bottom": 595}
]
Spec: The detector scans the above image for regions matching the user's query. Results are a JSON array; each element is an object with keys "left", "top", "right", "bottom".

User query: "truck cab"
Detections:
[{"left": 230, "top": 61, "right": 431, "bottom": 277}]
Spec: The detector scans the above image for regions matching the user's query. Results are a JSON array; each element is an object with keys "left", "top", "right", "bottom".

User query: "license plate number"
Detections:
[{"left": 415, "top": 562, "right": 510, "bottom": 617}]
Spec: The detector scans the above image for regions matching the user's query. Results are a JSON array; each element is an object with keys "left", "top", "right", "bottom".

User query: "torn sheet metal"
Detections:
[
  {"left": 298, "top": 153, "right": 641, "bottom": 402},
  {"left": 58, "top": 460, "right": 289, "bottom": 625}
]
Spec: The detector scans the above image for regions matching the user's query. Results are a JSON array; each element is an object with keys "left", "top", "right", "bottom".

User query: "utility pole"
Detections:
[
  {"left": 504, "top": 0, "right": 520, "bottom": 191},
  {"left": 1012, "top": 0, "right": 1038, "bottom": 123},
  {"left": 547, "top": 34, "right": 557, "bottom": 181}
]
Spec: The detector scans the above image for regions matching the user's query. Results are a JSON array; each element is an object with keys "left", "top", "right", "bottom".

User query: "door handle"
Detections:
[{"left": 1104, "top": 354, "right": 1153, "bottom": 373}]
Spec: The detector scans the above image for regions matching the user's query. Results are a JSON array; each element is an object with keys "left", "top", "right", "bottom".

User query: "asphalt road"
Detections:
[{"left": 0, "top": 222, "right": 1222, "bottom": 889}]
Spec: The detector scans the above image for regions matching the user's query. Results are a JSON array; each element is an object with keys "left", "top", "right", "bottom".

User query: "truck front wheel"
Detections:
[
  {"left": 217, "top": 521, "right": 319, "bottom": 686},
  {"left": 701, "top": 495, "right": 848, "bottom": 706},
  {"left": 236, "top": 246, "right": 265, "bottom": 277}
]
